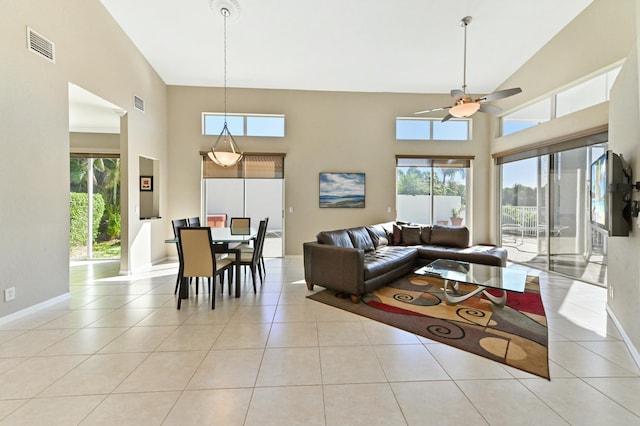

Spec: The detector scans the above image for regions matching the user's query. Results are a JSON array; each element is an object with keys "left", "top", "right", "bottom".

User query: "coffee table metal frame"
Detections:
[{"left": 415, "top": 259, "right": 527, "bottom": 308}]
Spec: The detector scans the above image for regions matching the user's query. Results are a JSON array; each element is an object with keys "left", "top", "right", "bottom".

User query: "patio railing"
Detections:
[{"left": 502, "top": 206, "right": 539, "bottom": 237}]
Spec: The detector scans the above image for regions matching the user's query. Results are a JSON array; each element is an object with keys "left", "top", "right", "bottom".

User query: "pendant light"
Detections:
[{"left": 208, "top": 1, "right": 243, "bottom": 168}]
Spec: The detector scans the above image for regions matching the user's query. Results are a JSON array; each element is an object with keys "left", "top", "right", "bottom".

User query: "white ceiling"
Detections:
[
  {"left": 99, "top": 0, "right": 592, "bottom": 94},
  {"left": 69, "top": 84, "right": 123, "bottom": 133},
  {"left": 72, "top": 0, "right": 593, "bottom": 133}
]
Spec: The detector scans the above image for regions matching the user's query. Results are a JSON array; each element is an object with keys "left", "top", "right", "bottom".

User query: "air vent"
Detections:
[
  {"left": 134, "top": 95, "right": 145, "bottom": 112},
  {"left": 26, "top": 27, "right": 55, "bottom": 63}
]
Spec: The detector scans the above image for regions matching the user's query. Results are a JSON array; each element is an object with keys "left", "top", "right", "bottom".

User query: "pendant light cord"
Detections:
[{"left": 222, "top": 8, "right": 228, "bottom": 124}]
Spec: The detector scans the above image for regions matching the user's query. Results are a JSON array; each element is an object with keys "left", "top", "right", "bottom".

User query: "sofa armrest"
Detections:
[{"left": 303, "top": 242, "right": 365, "bottom": 295}]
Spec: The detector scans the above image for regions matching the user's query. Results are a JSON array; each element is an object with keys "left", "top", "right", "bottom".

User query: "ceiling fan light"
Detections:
[{"left": 449, "top": 102, "right": 480, "bottom": 118}]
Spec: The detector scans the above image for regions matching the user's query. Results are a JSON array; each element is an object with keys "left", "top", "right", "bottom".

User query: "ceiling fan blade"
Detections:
[
  {"left": 451, "top": 89, "right": 466, "bottom": 101},
  {"left": 414, "top": 106, "right": 449, "bottom": 115},
  {"left": 477, "top": 87, "right": 522, "bottom": 103},
  {"left": 441, "top": 113, "right": 454, "bottom": 122},
  {"left": 478, "top": 104, "right": 502, "bottom": 115}
]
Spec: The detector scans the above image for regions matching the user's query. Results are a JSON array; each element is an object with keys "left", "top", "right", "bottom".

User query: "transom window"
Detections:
[
  {"left": 501, "top": 65, "right": 621, "bottom": 136},
  {"left": 396, "top": 117, "right": 471, "bottom": 141},
  {"left": 203, "top": 113, "right": 285, "bottom": 137}
]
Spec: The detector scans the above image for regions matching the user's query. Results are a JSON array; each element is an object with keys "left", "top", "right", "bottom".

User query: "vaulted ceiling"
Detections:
[
  {"left": 99, "top": 0, "right": 593, "bottom": 94},
  {"left": 73, "top": 0, "right": 593, "bottom": 133}
]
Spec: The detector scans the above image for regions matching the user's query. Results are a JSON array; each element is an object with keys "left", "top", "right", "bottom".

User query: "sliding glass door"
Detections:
[
  {"left": 498, "top": 142, "right": 607, "bottom": 285},
  {"left": 202, "top": 154, "right": 285, "bottom": 257},
  {"left": 204, "top": 178, "right": 283, "bottom": 257},
  {"left": 69, "top": 156, "right": 121, "bottom": 260}
]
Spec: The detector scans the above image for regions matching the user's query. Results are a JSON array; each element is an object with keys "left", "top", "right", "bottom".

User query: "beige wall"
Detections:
[
  {"left": 606, "top": 5, "right": 640, "bottom": 358},
  {"left": 167, "top": 87, "right": 494, "bottom": 255},
  {"left": 494, "top": 0, "right": 635, "bottom": 118},
  {"left": 0, "top": 0, "right": 168, "bottom": 317}
]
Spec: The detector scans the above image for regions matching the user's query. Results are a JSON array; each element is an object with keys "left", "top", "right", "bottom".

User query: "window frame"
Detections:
[
  {"left": 395, "top": 117, "right": 472, "bottom": 141},
  {"left": 202, "top": 112, "right": 285, "bottom": 138}
]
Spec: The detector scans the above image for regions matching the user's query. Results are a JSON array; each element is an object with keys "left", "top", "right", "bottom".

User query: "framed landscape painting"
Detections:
[{"left": 319, "top": 172, "right": 365, "bottom": 208}]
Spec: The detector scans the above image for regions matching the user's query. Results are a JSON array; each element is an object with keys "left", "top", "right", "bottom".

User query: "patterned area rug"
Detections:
[{"left": 307, "top": 273, "right": 549, "bottom": 379}]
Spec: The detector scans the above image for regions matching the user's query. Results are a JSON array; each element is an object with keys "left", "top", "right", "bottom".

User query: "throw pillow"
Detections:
[
  {"left": 401, "top": 225, "right": 422, "bottom": 245},
  {"left": 392, "top": 223, "right": 402, "bottom": 245},
  {"left": 420, "top": 226, "right": 432, "bottom": 244}
]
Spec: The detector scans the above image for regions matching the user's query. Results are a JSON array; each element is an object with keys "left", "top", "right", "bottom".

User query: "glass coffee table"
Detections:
[{"left": 415, "top": 259, "right": 527, "bottom": 308}]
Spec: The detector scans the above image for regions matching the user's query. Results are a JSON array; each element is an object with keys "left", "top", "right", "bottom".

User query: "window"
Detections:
[
  {"left": 502, "top": 98, "right": 552, "bottom": 136},
  {"left": 556, "top": 67, "right": 620, "bottom": 117},
  {"left": 396, "top": 118, "right": 470, "bottom": 141},
  {"left": 501, "top": 65, "right": 621, "bottom": 136},
  {"left": 203, "top": 113, "right": 285, "bottom": 137},
  {"left": 396, "top": 156, "right": 472, "bottom": 226}
]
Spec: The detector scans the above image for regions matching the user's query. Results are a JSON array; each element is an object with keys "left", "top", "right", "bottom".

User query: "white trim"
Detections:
[
  {"left": 0, "top": 293, "right": 71, "bottom": 325},
  {"left": 606, "top": 305, "right": 640, "bottom": 368}
]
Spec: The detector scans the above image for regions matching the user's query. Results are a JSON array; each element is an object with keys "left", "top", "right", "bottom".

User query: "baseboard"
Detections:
[
  {"left": 0, "top": 293, "right": 71, "bottom": 325},
  {"left": 606, "top": 305, "right": 640, "bottom": 368}
]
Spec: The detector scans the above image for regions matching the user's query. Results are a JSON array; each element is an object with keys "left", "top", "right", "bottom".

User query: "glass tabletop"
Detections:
[
  {"left": 165, "top": 227, "right": 256, "bottom": 244},
  {"left": 415, "top": 259, "right": 527, "bottom": 293}
]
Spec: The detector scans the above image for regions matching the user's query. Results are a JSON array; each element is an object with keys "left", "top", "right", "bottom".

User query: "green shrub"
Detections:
[{"left": 70, "top": 193, "right": 105, "bottom": 246}]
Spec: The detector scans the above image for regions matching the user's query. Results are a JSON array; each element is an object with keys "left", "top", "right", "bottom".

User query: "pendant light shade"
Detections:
[
  {"left": 208, "top": 1, "right": 243, "bottom": 168},
  {"left": 208, "top": 122, "right": 243, "bottom": 167}
]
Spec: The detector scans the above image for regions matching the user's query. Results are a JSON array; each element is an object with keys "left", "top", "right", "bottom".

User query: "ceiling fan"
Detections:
[{"left": 415, "top": 16, "right": 522, "bottom": 122}]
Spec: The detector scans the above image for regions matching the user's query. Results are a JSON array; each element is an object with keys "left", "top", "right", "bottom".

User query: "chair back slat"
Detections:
[
  {"left": 187, "top": 217, "right": 201, "bottom": 227},
  {"left": 253, "top": 219, "right": 268, "bottom": 264},
  {"left": 172, "top": 218, "right": 188, "bottom": 237}
]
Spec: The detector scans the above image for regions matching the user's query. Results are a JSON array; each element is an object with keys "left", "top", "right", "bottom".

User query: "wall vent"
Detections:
[
  {"left": 27, "top": 27, "right": 55, "bottom": 63},
  {"left": 134, "top": 95, "right": 145, "bottom": 112}
]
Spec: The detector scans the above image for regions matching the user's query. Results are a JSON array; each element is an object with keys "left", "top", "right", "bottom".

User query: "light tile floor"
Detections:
[{"left": 0, "top": 257, "right": 638, "bottom": 425}]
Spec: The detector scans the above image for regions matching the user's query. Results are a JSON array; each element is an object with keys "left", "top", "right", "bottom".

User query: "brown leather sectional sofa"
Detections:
[{"left": 303, "top": 222, "right": 507, "bottom": 303}]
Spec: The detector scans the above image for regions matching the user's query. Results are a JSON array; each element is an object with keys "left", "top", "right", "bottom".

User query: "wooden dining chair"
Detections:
[
  {"left": 225, "top": 219, "right": 267, "bottom": 294},
  {"left": 172, "top": 218, "right": 189, "bottom": 294},
  {"left": 187, "top": 216, "right": 201, "bottom": 227},
  {"left": 177, "top": 227, "right": 233, "bottom": 309},
  {"left": 238, "top": 217, "right": 269, "bottom": 280}
]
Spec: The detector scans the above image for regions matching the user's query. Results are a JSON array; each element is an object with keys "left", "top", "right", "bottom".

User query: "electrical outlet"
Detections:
[
  {"left": 4, "top": 287, "right": 15, "bottom": 302},
  {"left": 609, "top": 285, "right": 614, "bottom": 300}
]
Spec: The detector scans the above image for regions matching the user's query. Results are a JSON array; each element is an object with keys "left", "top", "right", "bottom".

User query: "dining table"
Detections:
[{"left": 165, "top": 227, "right": 257, "bottom": 300}]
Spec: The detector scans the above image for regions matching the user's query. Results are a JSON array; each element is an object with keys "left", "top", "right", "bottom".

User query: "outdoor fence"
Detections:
[{"left": 501, "top": 206, "right": 539, "bottom": 237}]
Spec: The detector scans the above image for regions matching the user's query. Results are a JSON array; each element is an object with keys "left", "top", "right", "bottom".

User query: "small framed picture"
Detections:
[{"left": 140, "top": 176, "right": 153, "bottom": 192}]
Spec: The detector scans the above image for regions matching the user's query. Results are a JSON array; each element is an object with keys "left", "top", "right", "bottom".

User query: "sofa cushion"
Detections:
[
  {"left": 366, "top": 225, "right": 389, "bottom": 248},
  {"left": 316, "top": 229, "right": 354, "bottom": 248},
  {"left": 363, "top": 246, "right": 418, "bottom": 280},
  {"left": 347, "top": 227, "right": 375, "bottom": 252},
  {"left": 429, "top": 225, "right": 469, "bottom": 248},
  {"left": 401, "top": 225, "right": 422, "bottom": 245},
  {"left": 416, "top": 245, "right": 507, "bottom": 267},
  {"left": 420, "top": 226, "right": 432, "bottom": 244}
]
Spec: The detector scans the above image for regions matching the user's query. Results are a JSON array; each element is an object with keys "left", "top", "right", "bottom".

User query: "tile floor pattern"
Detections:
[{"left": 0, "top": 257, "right": 638, "bottom": 425}]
